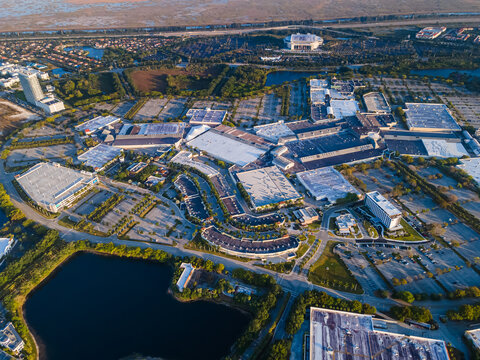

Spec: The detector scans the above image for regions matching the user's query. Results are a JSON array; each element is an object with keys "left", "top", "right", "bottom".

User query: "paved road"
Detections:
[
  {"left": 3, "top": 15, "right": 480, "bottom": 41},
  {"left": 0, "top": 160, "right": 473, "bottom": 351}
]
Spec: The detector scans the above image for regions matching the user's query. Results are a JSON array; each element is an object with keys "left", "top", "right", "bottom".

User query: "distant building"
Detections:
[
  {"left": 363, "top": 92, "right": 391, "bottom": 114},
  {"left": 127, "top": 162, "right": 148, "bottom": 175},
  {"left": 297, "top": 167, "right": 361, "bottom": 203},
  {"left": 365, "top": 191, "right": 402, "bottom": 230},
  {"left": 416, "top": 26, "right": 447, "bottom": 40},
  {"left": 310, "top": 307, "right": 449, "bottom": 360},
  {"left": 284, "top": 33, "right": 323, "bottom": 51},
  {"left": 294, "top": 207, "right": 319, "bottom": 225}
]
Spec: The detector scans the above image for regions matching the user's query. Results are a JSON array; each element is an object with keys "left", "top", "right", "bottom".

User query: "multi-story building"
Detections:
[
  {"left": 365, "top": 191, "right": 402, "bottom": 230},
  {"left": 284, "top": 33, "right": 323, "bottom": 51},
  {"left": 18, "top": 71, "right": 64, "bottom": 114},
  {"left": 18, "top": 72, "right": 44, "bottom": 104}
]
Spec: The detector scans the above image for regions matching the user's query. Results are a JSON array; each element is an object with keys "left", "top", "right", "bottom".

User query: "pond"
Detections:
[
  {"left": 63, "top": 46, "right": 105, "bottom": 60},
  {"left": 410, "top": 68, "right": 480, "bottom": 79},
  {"left": 24, "top": 253, "right": 250, "bottom": 360},
  {"left": 50, "top": 68, "right": 71, "bottom": 77},
  {"left": 265, "top": 71, "right": 324, "bottom": 86}
]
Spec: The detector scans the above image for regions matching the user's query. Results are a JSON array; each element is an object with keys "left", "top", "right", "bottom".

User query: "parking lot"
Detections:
[
  {"left": 257, "top": 93, "right": 284, "bottom": 124},
  {"left": 232, "top": 97, "right": 261, "bottom": 126},
  {"left": 370, "top": 248, "right": 445, "bottom": 294},
  {"left": 133, "top": 98, "right": 168, "bottom": 121},
  {"left": 337, "top": 244, "right": 390, "bottom": 295},
  {"left": 6, "top": 144, "right": 77, "bottom": 167},
  {"left": 74, "top": 190, "right": 113, "bottom": 216},
  {"left": 289, "top": 82, "right": 307, "bottom": 118},
  {"left": 157, "top": 98, "right": 188, "bottom": 121},
  {"left": 416, "top": 248, "right": 480, "bottom": 292},
  {"left": 441, "top": 95, "right": 480, "bottom": 128},
  {"left": 112, "top": 101, "right": 135, "bottom": 117},
  {"left": 99, "top": 194, "right": 139, "bottom": 232}
]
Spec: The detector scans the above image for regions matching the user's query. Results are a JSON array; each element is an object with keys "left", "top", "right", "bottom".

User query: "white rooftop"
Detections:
[
  {"left": 237, "top": 166, "right": 301, "bottom": 208},
  {"left": 422, "top": 139, "right": 469, "bottom": 158},
  {"left": 16, "top": 162, "right": 97, "bottom": 210},
  {"left": 170, "top": 150, "right": 219, "bottom": 177},
  {"left": 254, "top": 122, "right": 295, "bottom": 142},
  {"left": 297, "top": 167, "right": 360, "bottom": 202},
  {"left": 457, "top": 158, "right": 480, "bottom": 184},
  {"left": 330, "top": 99, "right": 360, "bottom": 119},
  {"left": 186, "top": 108, "right": 227, "bottom": 126},
  {"left": 187, "top": 129, "right": 266, "bottom": 167},
  {"left": 405, "top": 103, "right": 461, "bottom": 131},
  {"left": 176, "top": 263, "right": 194, "bottom": 292},
  {"left": 77, "top": 144, "right": 122, "bottom": 170},
  {"left": 185, "top": 125, "right": 211, "bottom": 141},
  {"left": 75, "top": 115, "right": 120, "bottom": 133},
  {"left": 366, "top": 191, "right": 402, "bottom": 217}
]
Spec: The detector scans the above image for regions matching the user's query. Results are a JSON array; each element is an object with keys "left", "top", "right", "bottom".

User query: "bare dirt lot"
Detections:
[{"left": 0, "top": 100, "right": 41, "bottom": 137}]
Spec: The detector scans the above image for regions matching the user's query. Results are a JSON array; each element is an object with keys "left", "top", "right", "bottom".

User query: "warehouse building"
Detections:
[
  {"left": 284, "top": 33, "right": 323, "bottom": 51},
  {"left": 77, "top": 144, "right": 122, "bottom": 171},
  {"left": 237, "top": 166, "right": 301, "bottom": 210},
  {"left": 187, "top": 128, "right": 268, "bottom": 167},
  {"left": 404, "top": 103, "right": 461, "bottom": 132},
  {"left": 15, "top": 162, "right": 98, "bottom": 213},
  {"left": 75, "top": 115, "right": 121, "bottom": 135},
  {"left": 186, "top": 108, "right": 227, "bottom": 126},
  {"left": 113, "top": 123, "right": 185, "bottom": 149},
  {"left": 297, "top": 167, "right": 360, "bottom": 203},
  {"left": 365, "top": 191, "right": 402, "bottom": 230},
  {"left": 363, "top": 92, "right": 391, "bottom": 114},
  {"left": 310, "top": 307, "right": 449, "bottom": 360}
]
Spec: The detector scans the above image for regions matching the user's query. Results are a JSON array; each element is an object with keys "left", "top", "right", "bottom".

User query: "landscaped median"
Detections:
[{"left": 307, "top": 241, "right": 363, "bottom": 294}]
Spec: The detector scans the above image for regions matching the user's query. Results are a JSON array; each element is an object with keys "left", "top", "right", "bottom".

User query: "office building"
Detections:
[
  {"left": 365, "top": 191, "right": 402, "bottom": 230},
  {"left": 18, "top": 72, "right": 64, "bottom": 114},
  {"left": 18, "top": 72, "right": 44, "bottom": 104}
]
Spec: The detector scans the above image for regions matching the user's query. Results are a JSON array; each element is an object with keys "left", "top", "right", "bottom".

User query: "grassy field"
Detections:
[
  {"left": 296, "top": 243, "right": 309, "bottom": 258},
  {"left": 387, "top": 219, "right": 424, "bottom": 241},
  {"left": 308, "top": 241, "right": 363, "bottom": 294}
]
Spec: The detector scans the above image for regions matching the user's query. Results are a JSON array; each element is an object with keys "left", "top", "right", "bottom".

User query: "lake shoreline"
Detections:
[{"left": 20, "top": 248, "right": 250, "bottom": 360}]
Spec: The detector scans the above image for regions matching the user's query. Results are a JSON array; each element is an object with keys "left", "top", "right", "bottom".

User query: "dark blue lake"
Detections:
[
  {"left": 411, "top": 68, "right": 480, "bottom": 78},
  {"left": 24, "top": 252, "right": 249, "bottom": 360},
  {"left": 63, "top": 46, "right": 105, "bottom": 59},
  {"left": 50, "top": 68, "right": 71, "bottom": 77},
  {"left": 265, "top": 71, "right": 322, "bottom": 86}
]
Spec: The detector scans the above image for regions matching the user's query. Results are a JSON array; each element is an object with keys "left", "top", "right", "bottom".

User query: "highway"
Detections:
[{"left": 2, "top": 15, "right": 480, "bottom": 41}]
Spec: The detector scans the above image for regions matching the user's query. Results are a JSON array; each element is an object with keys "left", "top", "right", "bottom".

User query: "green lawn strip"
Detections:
[
  {"left": 308, "top": 241, "right": 363, "bottom": 294},
  {"left": 296, "top": 243, "right": 309, "bottom": 258}
]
